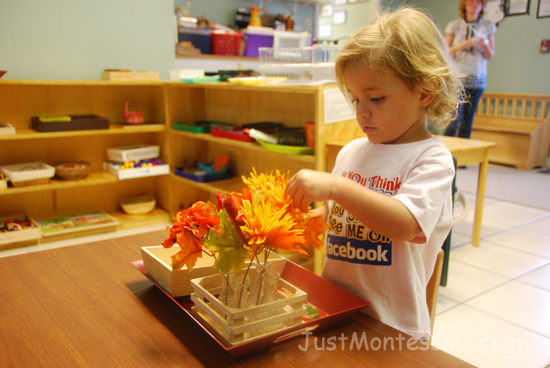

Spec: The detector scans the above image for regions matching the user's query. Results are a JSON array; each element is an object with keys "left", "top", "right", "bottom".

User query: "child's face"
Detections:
[{"left": 344, "top": 65, "right": 432, "bottom": 145}]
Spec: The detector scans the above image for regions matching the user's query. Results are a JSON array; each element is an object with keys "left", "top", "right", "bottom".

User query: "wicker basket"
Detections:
[
  {"left": 1, "top": 162, "right": 55, "bottom": 187},
  {"left": 54, "top": 161, "right": 91, "bottom": 180},
  {"left": 11, "top": 177, "right": 51, "bottom": 187}
]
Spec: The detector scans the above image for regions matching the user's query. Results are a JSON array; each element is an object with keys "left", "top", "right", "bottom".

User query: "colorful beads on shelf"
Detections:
[{"left": 113, "top": 158, "right": 164, "bottom": 170}]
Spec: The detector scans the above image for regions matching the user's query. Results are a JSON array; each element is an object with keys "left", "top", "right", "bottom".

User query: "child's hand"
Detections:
[{"left": 285, "top": 169, "right": 335, "bottom": 213}]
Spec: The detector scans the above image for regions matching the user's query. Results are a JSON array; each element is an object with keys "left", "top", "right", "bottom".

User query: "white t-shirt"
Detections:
[
  {"left": 445, "top": 17, "right": 497, "bottom": 89},
  {"left": 321, "top": 136, "right": 454, "bottom": 339}
]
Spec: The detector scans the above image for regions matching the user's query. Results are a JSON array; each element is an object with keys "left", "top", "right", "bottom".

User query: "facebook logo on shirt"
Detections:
[{"left": 326, "top": 233, "right": 392, "bottom": 265}]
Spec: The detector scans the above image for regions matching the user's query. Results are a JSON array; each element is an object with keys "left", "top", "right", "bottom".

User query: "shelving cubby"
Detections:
[
  {"left": 0, "top": 80, "right": 170, "bottom": 231},
  {"left": 0, "top": 79, "right": 361, "bottom": 248}
]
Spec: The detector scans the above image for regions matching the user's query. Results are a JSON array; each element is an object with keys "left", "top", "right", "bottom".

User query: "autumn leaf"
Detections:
[
  {"left": 203, "top": 209, "right": 249, "bottom": 274},
  {"left": 170, "top": 230, "right": 204, "bottom": 272}
]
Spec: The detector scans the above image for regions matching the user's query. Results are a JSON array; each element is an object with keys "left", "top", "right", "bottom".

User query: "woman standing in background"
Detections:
[{"left": 444, "top": 0, "right": 496, "bottom": 139}]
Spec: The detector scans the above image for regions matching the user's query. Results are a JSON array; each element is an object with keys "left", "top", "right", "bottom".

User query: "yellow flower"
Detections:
[
  {"left": 242, "top": 168, "right": 289, "bottom": 210},
  {"left": 240, "top": 195, "right": 307, "bottom": 256}
]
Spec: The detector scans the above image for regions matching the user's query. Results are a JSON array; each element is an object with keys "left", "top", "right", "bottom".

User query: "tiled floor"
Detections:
[
  {"left": 433, "top": 189, "right": 550, "bottom": 367},
  {"left": 1, "top": 167, "right": 549, "bottom": 368}
]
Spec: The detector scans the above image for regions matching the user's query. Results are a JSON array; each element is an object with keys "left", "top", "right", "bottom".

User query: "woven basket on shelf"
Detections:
[
  {"left": 54, "top": 161, "right": 91, "bottom": 180},
  {"left": 11, "top": 177, "right": 51, "bottom": 187}
]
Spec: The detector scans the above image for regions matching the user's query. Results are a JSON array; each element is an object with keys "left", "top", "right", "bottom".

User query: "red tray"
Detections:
[
  {"left": 211, "top": 127, "right": 255, "bottom": 142},
  {"left": 132, "top": 260, "right": 370, "bottom": 357}
]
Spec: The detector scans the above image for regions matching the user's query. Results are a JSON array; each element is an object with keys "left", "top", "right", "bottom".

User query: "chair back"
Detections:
[{"left": 426, "top": 249, "right": 445, "bottom": 338}]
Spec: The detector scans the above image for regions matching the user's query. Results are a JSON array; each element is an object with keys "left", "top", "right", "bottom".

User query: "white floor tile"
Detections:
[
  {"left": 517, "top": 264, "right": 550, "bottom": 292},
  {"left": 438, "top": 260, "right": 509, "bottom": 303},
  {"left": 465, "top": 280, "right": 550, "bottom": 339},
  {"left": 450, "top": 232, "right": 472, "bottom": 248},
  {"left": 450, "top": 240, "right": 550, "bottom": 278},
  {"left": 521, "top": 216, "right": 550, "bottom": 236},
  {"left": 480, "top": 202, "right": 550, "bottom": 228},
  {"left": 484, "top": 227, "right": 550, "bottom": 259},
  {"left": 435, "top": 294, "right": 459, "bottom": 315},
  {"left": 432, "top": 305, "right": 550, "bottom": 368},
  {"left": 450, "top": 213, "right": 509, "bottom": 239}
]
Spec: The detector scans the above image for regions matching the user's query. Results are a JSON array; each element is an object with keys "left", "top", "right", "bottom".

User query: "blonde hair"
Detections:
[
  {"left": 335, "top": 7, "right": 463, "bottom": 128},
  {"left": 458, "top": 0, "right": 486, "bottom": 20}
]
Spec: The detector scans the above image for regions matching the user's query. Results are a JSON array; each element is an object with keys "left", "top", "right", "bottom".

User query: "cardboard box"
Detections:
[
  {"left": 140, "top": 245, "right": 287, "bottom": 297},
  {"left": 101, "top": 71, "right": 160, "bottom": 82},
  {"left": 0, "top": 214, "right": 42, "bottom": 250}
]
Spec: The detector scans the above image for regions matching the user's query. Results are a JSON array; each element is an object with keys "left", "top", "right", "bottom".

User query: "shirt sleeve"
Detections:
[
  {"left": 488, "top": 20, "right": 497, "bottom": 35},
  {"left": 444, "top": 20, "right": 457, "bottom": 36},
  {"left": 393, "top": 161, "right": 454, "bottom": 244}
]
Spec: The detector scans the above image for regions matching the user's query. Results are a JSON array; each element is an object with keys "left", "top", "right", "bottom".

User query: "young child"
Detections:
[{"left": 284, "top": 7, "right": 462, "bottom": 340}]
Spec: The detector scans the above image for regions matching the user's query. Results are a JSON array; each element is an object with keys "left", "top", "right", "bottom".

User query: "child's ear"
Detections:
[{"left": 418, "top": 80, "right": 438, "bottom": 107}]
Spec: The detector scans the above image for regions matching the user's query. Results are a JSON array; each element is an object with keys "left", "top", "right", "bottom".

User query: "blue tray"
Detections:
[{"left": 174, "top": 167, "right": 234, "bottom": 183}]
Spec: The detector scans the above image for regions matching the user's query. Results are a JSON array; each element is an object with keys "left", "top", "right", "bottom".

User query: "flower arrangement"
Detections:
[{"left": 162, "top": 169, "right": 329, "bottom": 307}]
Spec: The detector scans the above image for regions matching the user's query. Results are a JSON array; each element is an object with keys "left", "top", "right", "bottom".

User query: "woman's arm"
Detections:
[
  {"left": 285, "top": 170, "right": 421, "bottom": 242},
  {"left": 476, "top": 33, "right": 495, "bottom": 60},
  {"left": 447, "top": 33, "right": 475, "bottom": 56},
  {"left": 447, "top": 32, "right": 495, "bottom": 60}
]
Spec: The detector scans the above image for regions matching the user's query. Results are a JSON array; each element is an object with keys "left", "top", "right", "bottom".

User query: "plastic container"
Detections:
[
  {"left": 104, "top": 162, "right": 169, "bottom": 180},
  {"left": 211, "top": 127, "right": 255, "bottom": 142},
  {"left": 174, "top": 167, "right": 234, "bottom": 183},
  {"left": 173, "top": 121, "right": 231, "bottom": 133},
  {"left": 273, "top": 31, "right": 312, "bottom": 48},
  {"left": 169, "top": 69, "right": 205, "bottom": 82},
  {"left": 197, "top": 161, "right": 228, "bottom": 176},
  {"left": 178, "top": 28, "right": 211, "bottom": 54},
  {"left": 211, "top": 31, "right": 243, "bottom": 56},
  {"left": 107, "top": 145, "right": 159, "bottom": 162},
  {"left": 258, "top": 45, "right": 343, "bottom": 81},
  {"left": 244, "top": 30, "right": 274, "bottom": 57}
]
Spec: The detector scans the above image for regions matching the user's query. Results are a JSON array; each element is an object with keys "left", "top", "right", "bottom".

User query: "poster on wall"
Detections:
[
  {"left": 319, "top": 24, "right": 333, "bottom": 38},
  {"left": 321, "top": 4, "right": 333, "bottom": 17},
  {"left": 324, "top": 89, "right": 355, "bottom": 124},
  {"left": 537, "top": 0, "right": 550, "bottom": 17},
  {"left": 333, "top": 10, "right": 347, "bottom": 25},
  {"left": 504, "top": 0, "right": 531, "bottom": 15}
]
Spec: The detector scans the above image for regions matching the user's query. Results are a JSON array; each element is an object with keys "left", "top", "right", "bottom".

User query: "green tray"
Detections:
[
  {"left": 181, "top": 76, "right": 221, "bottom": 83},
  {"left": 258, "top": 140, "right": 314, "bottom": 155},
  {"left": 173, "top": 121, "right": 231, "bottom": 133}
]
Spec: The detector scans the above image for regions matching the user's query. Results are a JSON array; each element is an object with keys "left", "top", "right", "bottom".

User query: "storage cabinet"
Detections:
[
  {"left": 0, "top": 80, "right": 170, "bottom": 231},
  {"left": 0, "top": 80, "right": 361, "bottom": 245}
]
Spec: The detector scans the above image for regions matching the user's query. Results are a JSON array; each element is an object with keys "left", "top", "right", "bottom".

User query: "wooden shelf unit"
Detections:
[
  {"left": 0, "top": 79, "right": 360, "bottom": 244},
  {"left": 163, "top": 82, "right": 361, "bottom": 216},
  {"left": 0, "top": 80, "right": 170, "bottom": 233}
]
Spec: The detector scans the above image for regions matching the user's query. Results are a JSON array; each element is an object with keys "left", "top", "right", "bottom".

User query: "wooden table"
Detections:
[
  {"left": 0, "top": 230, "right": 474, "bottom": 368},
  {"left": 325, "top": 136, "right": 496, "bottom": 248}
]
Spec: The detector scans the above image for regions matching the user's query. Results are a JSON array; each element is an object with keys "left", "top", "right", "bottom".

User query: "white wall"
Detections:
[{"left": 0, "top": 0, "right": 175, "bottom": 80}]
